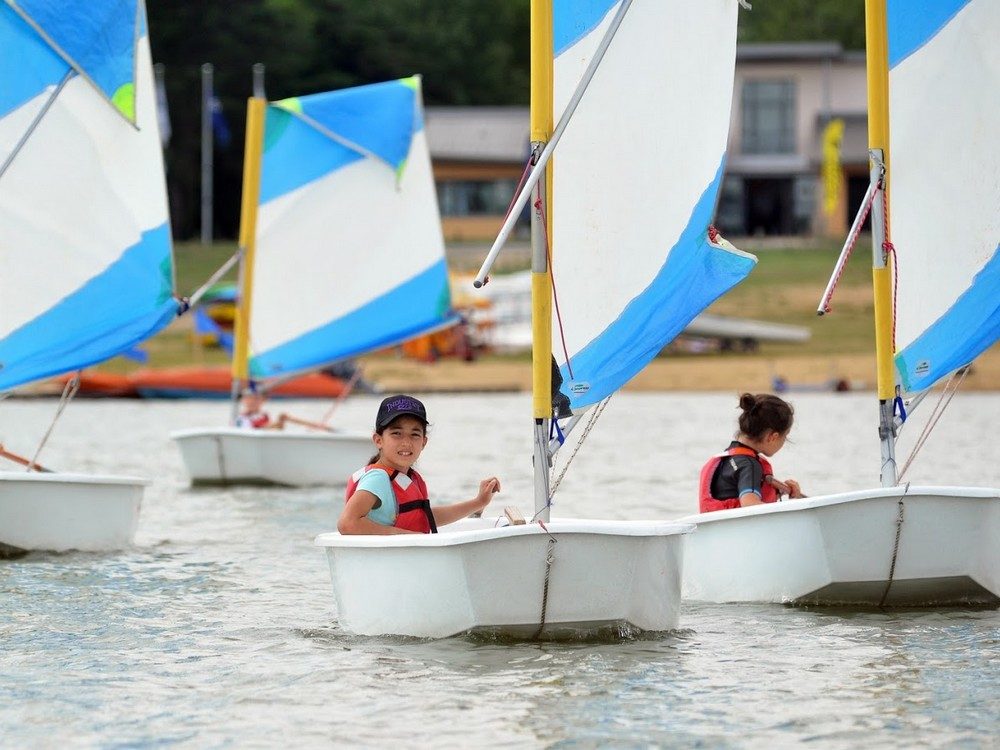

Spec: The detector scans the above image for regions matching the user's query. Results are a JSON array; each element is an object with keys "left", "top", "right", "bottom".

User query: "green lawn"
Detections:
[{"left": 128, "top": 238, "right": 881, "bottom": 371}]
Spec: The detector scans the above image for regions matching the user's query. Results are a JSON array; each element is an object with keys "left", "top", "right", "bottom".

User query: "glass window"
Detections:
[
  {"left": 742, "top": 79, "right": 796, "bottom": 155},
  {"left": 436, "top": 179, "right": 519, "bottom": 216}
]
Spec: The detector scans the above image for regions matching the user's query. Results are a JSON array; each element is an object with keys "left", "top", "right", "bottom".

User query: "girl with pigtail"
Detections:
[{"left": 697, "top": 393, "right": 806, "bottom": 513}]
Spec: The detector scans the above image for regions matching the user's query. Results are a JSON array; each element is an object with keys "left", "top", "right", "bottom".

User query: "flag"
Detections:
[
  {"left": 210, "top": 94, "right": 231, "bottom": 149},
  {"left": 821, "top": 118, "right": 845, "bottom": 217},
  {"left": 154, "top": 63, "right": 171, "bottom": 147}
]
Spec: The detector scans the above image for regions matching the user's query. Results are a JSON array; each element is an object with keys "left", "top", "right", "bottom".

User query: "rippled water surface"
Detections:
[{"left": 2, "top": 392, "right": 998, "bottom": 747}]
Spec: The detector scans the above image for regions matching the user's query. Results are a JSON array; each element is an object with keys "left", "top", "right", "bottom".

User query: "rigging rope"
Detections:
[
  {"left": 897, "top": 367, "right": 969, "bottom": 481},
  {"left": 28, "top": 371, "right": 80, "bottom": 472},
  {"left": 535, "top": 187, "right": 574, "bottom": 380},
  {"left": 878, "top": 483, "right": 909, "bottom": 608},
  {"left": 548, "top": 395, "right": 613, "bottom": 499},
  {"left": 532, "top": 521, "right": 558, "bottom": 640}
]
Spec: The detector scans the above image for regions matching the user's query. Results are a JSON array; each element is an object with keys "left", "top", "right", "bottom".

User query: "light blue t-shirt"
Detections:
[{"left": 356, "top": 469, "right": 397, "bottom": 526}]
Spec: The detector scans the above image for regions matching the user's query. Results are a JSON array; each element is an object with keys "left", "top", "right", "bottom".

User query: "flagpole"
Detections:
[{"left": 200, "top": 63, "right": 214, "bottom": 245}]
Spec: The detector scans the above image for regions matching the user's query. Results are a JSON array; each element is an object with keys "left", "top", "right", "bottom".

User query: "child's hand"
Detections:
[
  {"left": 783, "top": 478, "right": 805, "bottom": 499},
  {"left": 474, "top": 477, "right": 501, "bottom": 509}
]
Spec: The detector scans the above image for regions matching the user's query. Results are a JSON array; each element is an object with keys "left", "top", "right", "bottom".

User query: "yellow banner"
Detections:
[{"left": 821, "top": 118, "right": 845, "bottom": 217}]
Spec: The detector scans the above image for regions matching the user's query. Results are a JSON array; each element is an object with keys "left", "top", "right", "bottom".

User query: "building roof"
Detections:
[
  {"left": 424, "top": 106, "right": 529, "bottom": 163},
  {"left": 737, "top": 42, "right": 848, "bottom": 61}
]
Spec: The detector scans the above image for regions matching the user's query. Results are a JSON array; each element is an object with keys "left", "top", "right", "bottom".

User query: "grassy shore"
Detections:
[{"left": 105, "top": 238, "right": 999, "bottom": 392}]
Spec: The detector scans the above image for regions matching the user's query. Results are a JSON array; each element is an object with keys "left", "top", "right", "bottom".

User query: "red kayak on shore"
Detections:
[{"left": 54, "top": 367, "right": 348, "bottom": 399}]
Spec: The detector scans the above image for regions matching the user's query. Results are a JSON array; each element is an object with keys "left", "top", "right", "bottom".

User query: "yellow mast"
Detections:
[
  {"left": 530, "top": 0, "right": 554, "bottom": 421},
  {"left": 231, "top": 96, "right": 267, "bottom": 394},
  {"left": 865, "top": 0, "right": 895, "bottom": 401}
]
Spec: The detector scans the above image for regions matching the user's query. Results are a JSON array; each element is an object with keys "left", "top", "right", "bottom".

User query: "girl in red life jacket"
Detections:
[
  {"left": 337, "top": 394, "right": 501, "bottom": 535},
  {"left": 698, "top": 392, "right": 806, "bottom": 513}
]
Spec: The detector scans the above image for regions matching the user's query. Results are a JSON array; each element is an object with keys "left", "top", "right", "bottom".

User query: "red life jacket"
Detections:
[
  {"left": 345, "top": 464, "right": 437, "bottom": 534},
  {"left": 698, "top": 446, "right": 778, "bottom": 513}
]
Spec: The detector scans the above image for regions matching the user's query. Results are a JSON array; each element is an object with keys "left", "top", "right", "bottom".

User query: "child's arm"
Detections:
[
  {"left": 338, "top": 489, "right": 418, "bottom": 535},
  {"left": 431, "top": 477, "right": 501, "bottom": 527}
]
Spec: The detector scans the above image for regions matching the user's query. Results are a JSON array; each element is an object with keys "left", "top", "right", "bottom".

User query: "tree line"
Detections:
[{"left": 147, "top": 0, "right": 863, "bottom": 240}]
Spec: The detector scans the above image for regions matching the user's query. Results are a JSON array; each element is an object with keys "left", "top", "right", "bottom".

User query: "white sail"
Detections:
[
  {"left": 247, "top": 77, "right": 455, "bottom": 381},
  {"left": 889, "top": 0, "right": 1000, "bottom": 393},
  {"left": 0, "top": 0, "right": 176, "bottom": 393},
  {"left": 551, "top": 0, "right": 755, "bottom": 410}
]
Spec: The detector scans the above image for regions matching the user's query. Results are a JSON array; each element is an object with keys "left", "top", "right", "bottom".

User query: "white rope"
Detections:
[
  {"left": 548, "top": 394, "right": 613, "bottom": 498},
  {"left": 738, "top": 0, "right": 752, "bottom": 9},
  {"left": 897, "top": 367, "right": 968, "bottom": 481},
  {"left": 28, "top": 372, "right": 80, "bottom": 471}
]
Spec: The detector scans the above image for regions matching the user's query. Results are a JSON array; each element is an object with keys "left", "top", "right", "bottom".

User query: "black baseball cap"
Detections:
[{"left": 375, "top": 394, "right": 428, "bottom": 431}]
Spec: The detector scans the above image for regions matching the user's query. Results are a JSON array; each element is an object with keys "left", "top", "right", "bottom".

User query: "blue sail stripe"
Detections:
[
  {"left": 12, "top": 0, "right": 138, "bottom": 105},
  {"left": 895, "top": 244, "right": 1000, "bottom": 393},
  {"left": 562, "top": 160, "right": 756, "bottom": 409},
  {"left": 250, "top": 259, "right": 454, "bottom": 378},
  {"left": 554, "top": 0, "right": 620, "bottom": 56},
  {"left": 260, "top": 79, "right": 421, "bottom": 204},
  {"left": 259, "top": 106, "right": 365, "bottom": 205},
  {"left": 0, "top": 5, "right": 69, "bottom": 118},
  {"left": 887, "top": 0, "right": 971, "bottom": 68},
  {"left": 0, "top": 224, "right": 177, "bottom": 392}
]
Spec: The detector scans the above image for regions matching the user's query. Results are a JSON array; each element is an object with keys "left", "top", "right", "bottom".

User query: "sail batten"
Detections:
[
  {"left": 247, "top": 78, "right": 454, "bottom": 380},
  {"left": 887, "top": 0, "right": 1000, "bottom": 394},
  {"left": 0, "top": 0, "right": 174, "bottom": 393},
  {"left": 551, "top": 0, "right": 754, "bottom": 410}
]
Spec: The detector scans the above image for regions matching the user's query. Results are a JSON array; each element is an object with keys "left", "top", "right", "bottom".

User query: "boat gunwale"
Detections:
[
  {"left": 169, "top": 427, "right": 371, "bottom": 443},
  {"left": 0, "top": 471, "right": 149, "bottom": 486},
  {"left": 677, "top": 485, "right": 1000, "bottom": 525},
  {"left": 315, "top": 519, "right": 695, "bottom": 548}
]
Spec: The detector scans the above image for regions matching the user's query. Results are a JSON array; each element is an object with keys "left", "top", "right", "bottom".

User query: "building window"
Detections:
[
  {"left": 742, "top": 79, "right": 796, "bottom": 155},
  {"left": 437, "top": 179, "right": 519, "bottom": 216}
]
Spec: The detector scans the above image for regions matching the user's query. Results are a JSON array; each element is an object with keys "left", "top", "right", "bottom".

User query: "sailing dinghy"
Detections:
[
  {"left": 171, "top": 77, "right": 457, "bottom": 486},
  {"left": 315, "top": 0, "right": 755, "bottom": 638},
  {"left": 0, "top": 0, "right": 178, "bottom": 555},
  {"left": 680, "top": 0, "right": 1000, "bottom": 607}
]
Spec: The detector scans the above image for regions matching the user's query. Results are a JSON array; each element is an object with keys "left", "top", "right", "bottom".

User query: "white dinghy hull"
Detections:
[
  {"left": 680, "top": 486, "right": 1000, "bottom": 607},
  {"left": 315, "top": 519, "right": 693, "bottom": 638},
  {"left": 0, "top": 472, "right": 145, "bottom": 556},
  {"left": 171, "top": 427, "right": 372, "bottom": 486}
]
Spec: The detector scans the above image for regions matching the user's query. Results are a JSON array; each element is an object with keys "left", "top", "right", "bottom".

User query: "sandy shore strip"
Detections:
[{"left": 360, "top": 347, "right": 1000, "bottom": 394}]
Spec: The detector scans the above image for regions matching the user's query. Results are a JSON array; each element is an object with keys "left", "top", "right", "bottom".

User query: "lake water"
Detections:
[{"left": 1, "top": 392, "right": 998, "bottom": 747}]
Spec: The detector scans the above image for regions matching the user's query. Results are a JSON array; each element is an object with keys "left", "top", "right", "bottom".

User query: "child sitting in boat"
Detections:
[
  {"left": 235, "top": 387, "right": 334, "bottom": 432},
  {"left": 235, "top": 389, "right": 272, "bottom": 429},
  {"left": 698, "top": 392, "right": 805, "bottom": 513},
  {"left": 338, "top": 394, "right": 500, "bottom": 534}
]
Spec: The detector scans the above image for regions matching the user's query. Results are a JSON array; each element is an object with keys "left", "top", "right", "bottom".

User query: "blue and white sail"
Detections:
[
  {"left": 0, "top": 0, "right": 176, "bottom": 393},
  {"left": 889, "top": 0, "right": 1000, "bottom": 394},
  {"left": 551, "top": 0, "right": 755, "bottom": 410},
  {"left": 248, "top": 77, "right": 455, "bottom": 380}
]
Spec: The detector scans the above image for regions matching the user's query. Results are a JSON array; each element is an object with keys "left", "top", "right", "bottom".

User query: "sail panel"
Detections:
[
  {"left": 552, "top": 0, "right": 753, "bottom": 409},
  {"left": 249, "top": 81, "right": 453, "bottom": 380},
  {"left": 6, "top": 0, "right": 140, "bottom": 120},
  {"left": 888, "top": 0, "right": 1000, "bottom": 393},
  {"left": 0, "top": 4, "right": 70, "bottom": 118},
  {"left": 260, "top": 77, "right": 421, "bottom": 203},
  {"left": 0, "top": 6, "right": 174, "bottom": 393}
]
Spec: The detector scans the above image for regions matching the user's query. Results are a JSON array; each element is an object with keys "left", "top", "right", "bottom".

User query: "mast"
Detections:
[
  {"left": 865, "top": 0, "right": 898, "bottom": 486},
  {"left": 530, "top": 0, "right": 554, "bottom": 521},
  {"left": 230, "top": 95, "right": 266, "bottom": 424}
]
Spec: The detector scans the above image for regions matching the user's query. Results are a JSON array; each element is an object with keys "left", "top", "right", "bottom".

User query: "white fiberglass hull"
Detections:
[
  {"left": 0, "top": 472, "right": 145, "bottom": 557},
  {"left": 170, "top": 427, "right": 372, "bottom": 487},
  {"left": 315, "top": 518, "right": 694, "bottom": 638},
  {"left": 679, "top": 486, "right": 1000, "bottom": 607}
]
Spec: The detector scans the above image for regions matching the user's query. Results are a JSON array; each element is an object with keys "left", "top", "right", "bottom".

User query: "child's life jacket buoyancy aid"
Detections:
[
  {"left": 345, "top": 464, "right": 438, "bottom": 533},
  {"left": 698, "top": 446, "right": 778, "bottom": 513}
]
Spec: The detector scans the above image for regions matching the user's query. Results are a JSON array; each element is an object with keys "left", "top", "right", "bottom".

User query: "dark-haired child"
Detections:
[
  {"left": 698, "top": 392, "right": 805, "bottom": 513},
  {"left": 337, "top": 395, "right": 500, "bottom": 535}
]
